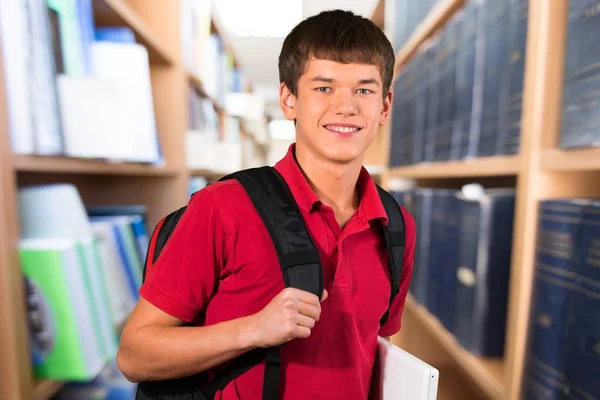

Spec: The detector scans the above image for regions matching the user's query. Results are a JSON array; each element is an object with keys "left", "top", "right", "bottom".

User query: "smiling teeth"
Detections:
[{"left": 327, "top": 125, "right": 359, "bottom": 133}]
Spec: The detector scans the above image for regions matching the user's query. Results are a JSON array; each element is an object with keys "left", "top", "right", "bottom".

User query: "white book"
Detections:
[
  {"left": 26, "top": 0, "right": 63, "bottom": 155},
  {"left": 372, "top": 337, "right": 439, "bottom": 400},
  {"left": 91, "top": 42, "right": 160, "bottom": 164},
  {"left": 0, "top": 0, "right": 34, "bottom": 154},
  {"left": 56, "top": 75, "right": 131, "bottom": 160}
]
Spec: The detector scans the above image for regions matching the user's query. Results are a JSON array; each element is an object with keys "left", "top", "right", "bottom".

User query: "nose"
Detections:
[{"left": 333, "top": 89, "right": 358, "bottom": 116}]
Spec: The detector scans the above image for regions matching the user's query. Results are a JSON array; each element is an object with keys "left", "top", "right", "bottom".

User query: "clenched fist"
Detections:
[{"left": 248, "top": 288, "right": 328, "bottom": 348}]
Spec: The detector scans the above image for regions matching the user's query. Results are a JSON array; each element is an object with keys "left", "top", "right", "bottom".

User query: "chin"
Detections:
[{"left": 321, "top": 146, "right": 366, "bottom": 164}]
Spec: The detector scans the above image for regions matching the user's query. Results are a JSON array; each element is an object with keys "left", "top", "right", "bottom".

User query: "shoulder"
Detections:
[{"left": 187, "top": 179, "right": 258, "bottom": 234}]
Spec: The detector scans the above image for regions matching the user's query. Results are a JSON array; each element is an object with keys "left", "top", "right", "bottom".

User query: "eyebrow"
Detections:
[{"left": 310, "top": 76, "right": 381, "bottom": 86}]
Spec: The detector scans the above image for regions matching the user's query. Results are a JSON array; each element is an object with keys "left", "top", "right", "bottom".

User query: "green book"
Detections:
[
  {"left": 19, "top": 238, "right": 105, "bottom": 381},
  {"left": 46, "top": 0, "right": 84, "bottom": 75}
]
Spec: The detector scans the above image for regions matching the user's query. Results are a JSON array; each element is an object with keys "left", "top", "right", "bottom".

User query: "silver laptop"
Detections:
[{"left": 371, "top": 336, "right": 439, "bottom": 400}]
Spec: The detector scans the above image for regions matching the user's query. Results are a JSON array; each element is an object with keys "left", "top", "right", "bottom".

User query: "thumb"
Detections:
[{"left": 321, "top": 289, "right": 328, "bottom": 302}]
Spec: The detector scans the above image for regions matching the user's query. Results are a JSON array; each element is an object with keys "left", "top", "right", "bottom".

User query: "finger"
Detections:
[
  {"left": 294, "top": 325, "right": 312, "bottom": 339},
  {"left": 295, "top": 313, "right": 316, "bottom": 329},
  {"left": 291, "top": 288, "right": 321, "bottom": 306},
  {"left": 321, "top": 289, "right": 328, "bottom": 302},
  {"left": 298, "top": 302, "right": 320, "bottom": 320}
]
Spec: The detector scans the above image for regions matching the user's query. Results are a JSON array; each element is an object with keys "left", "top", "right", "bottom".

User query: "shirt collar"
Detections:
[{"left": 274, "top": 143, "right": 388, "bottom": 224}]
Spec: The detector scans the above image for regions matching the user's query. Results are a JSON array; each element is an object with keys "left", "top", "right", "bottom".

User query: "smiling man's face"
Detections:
[{"left": 280, "top": 59, "right": 393, "bottom": 165}]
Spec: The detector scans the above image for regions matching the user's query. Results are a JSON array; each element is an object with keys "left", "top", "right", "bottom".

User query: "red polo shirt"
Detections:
[{"left": 140, "top": 144, "right": 416, "bottom": 400}]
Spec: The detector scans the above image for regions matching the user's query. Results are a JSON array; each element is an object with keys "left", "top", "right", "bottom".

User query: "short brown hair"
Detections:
[{"left": 278, "top": 9, "right": 395, "bottom": 97}]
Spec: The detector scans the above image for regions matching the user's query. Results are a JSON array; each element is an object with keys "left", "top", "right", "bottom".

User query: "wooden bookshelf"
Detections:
[
  {"left": 32, "top": 380, "right": 64, "bottom": 400},
  {"left": 393, "top": 0, "right": 466, "bottom": 73},
  {"left": 388, "top": 155, "right": 521, "bottom": 178},
  {"left": 374, "top": 1, "right": 600, "bottom": 400},
  {"left": 93, "top": 0, "right": 176, "bottom": 65},
  {"left": 404, "top": 297, "right": 506, "bottom": 400},
  {"left": 13, "top": 155, "right": 178, "bottom": 177},
  {"left": 541, "top": 147, "right": 600, "bottom": 172}
]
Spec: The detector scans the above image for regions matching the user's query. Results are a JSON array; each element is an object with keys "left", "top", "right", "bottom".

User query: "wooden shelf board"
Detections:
[
  {"left": 394, "top": 0, "right": 466, "bottom": 74},
  {"left": 189, "top": 169, "right": 226, "bottom": 180},
  {"left": 33, "top": 379, "right": 64, "bottom": 400},
  {"left": 405, "top": 297, "right": 506, "bottom": 400},
  {"left": 93, "top": 0, "right": 176, "bottom": 65},
  {"left": 541, "top": 147, "right": 600, "bottom": 172},
  {"left": 188, "top": 73, "right": 226, "bottom": 115},
  {"left": 388, "top": 155, "right": 521, "bottom": 178},
  {"left": 13, "top": 155, "right": 177, "bottom": 177}
]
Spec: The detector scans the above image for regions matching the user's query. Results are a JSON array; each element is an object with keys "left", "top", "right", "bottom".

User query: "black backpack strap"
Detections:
[
  {"left": 218, "top": 166, "right": 323, "bottom": 400},
  {"left": 376, "top": 185, "right": 406, "bottom": 326},
  {"left": 220, "top": 167, "right": 323, "bottom": 298}
]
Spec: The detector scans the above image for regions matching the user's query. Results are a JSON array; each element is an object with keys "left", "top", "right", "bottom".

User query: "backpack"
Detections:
[{"left": 135, "top": 166, "right": 406, "bottom": 400}]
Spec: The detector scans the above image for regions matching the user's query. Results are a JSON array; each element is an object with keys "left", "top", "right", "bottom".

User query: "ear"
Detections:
[
  {"left": 279, "top": 82, "right": 297, "bottom": 121},
  {"left": 379, "top": 89, "right": 393, "bottom": 126}
]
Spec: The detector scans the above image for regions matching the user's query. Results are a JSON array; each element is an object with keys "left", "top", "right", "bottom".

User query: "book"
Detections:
[
  {"left": 19, "top": 238, "right": 106, "bottom": 381},
  {"left": 477, "top": 0, "right": 510, "bottom": 157},
  {"left": 453, "top": 187, "right": 515, "bottom": 357},
  {"left": 498, "top": 0, "right": 529, "bottom": 155},
  {"left": 560, "top": 0, "right": 600, "bottom": 149}
]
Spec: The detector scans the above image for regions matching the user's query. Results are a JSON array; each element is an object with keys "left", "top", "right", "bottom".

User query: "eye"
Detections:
[
  {"left": 315, "top": 87, "right": 331, "bottom": 93},
  {"left": 356, "top": 88, "right": 372, "bottom": 95}
]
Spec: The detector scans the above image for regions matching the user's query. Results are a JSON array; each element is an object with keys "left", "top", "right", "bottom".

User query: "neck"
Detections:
[{"left": 294, "top": 142, "right": 363, "bottom": 219}]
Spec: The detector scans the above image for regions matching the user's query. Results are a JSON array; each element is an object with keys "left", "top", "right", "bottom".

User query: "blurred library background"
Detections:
[{"left": 0, "top": 0, "right": 598, "bottom": 399}]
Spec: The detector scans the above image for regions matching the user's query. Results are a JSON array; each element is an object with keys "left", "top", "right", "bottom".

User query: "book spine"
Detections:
[
  {"left": 473, "top": 194, "right": 515, "bottom": 357},
  {"left": 499, "top": 0, "right": 528, "bottom": 155},
  {"left": 560, "top": 0, "right": 600, "bottom": 149},
  {"left": 478, "top": 0, "right": 510, "bottom": 157},
  {"left": 454, "top": 197, "right": 482, "bottom": 349}
]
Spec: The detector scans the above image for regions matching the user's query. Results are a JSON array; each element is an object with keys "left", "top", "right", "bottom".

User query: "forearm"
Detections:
[{"left": 117, "top": 314, "right": 259, "bottom": 382}]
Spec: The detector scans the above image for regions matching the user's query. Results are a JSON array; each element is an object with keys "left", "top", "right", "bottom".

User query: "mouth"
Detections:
[{"left": 323, "top": 123, "right": 363, "bottom": 136}]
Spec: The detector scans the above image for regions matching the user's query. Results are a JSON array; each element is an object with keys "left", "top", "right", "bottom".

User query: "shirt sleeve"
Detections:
[
  {"left": 139, "top": 189, "right": 228, "bottom": 323},
  {"left": 378, "top": 206, "right": 416, "bottom": 337}
]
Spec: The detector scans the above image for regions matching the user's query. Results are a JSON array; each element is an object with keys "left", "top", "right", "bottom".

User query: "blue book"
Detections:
[
  {"left": 453, "top": 1, "right": 480, "bottom": 160},
  {"left": 423, "top": 41, "right": 440, "bottom": 163},
  {"left": 524, "top": 265, "right": 576, "bottom": 399},
  {"left": 439, "top": 191, "right": 460, "bottom": 332},
  {"left": 498, "top": 0, "right": 528, "bottom": 155},
  {"left": 409, "top": 189, "right": 434, "bottom": 305},
  {"left": 477, "top": 0, "right": 510, "bottom": 157},
  {"left": 434, "top": 15, "right": 460, "bottom": 162},
  {"left": 581, "top": 201, "right": 600, "bottom": 283},
  {"left": 75, "top": 0, "right": 95, "bottom": 75},
  {"left": 560, "top": 0, "right": 600, "bottom": 149},
  {"left": 565, "top": 278, "right": 600, "bottom": 400},
  {"left": 427, "top": 190, "right": 460, "bottom": 325},
  {"left": 412, "top": 50, "right": 429, "bottom": 164},
  {"left": 536, "top": 200, "right": 587, "bottom": 275},
  {"left": 453, "top": 188, "right": 515, "bottom": 357},
  {"left": 523, "top": 199, "right": 599, "bottom": 400},
  {"left": 94, "top": 27, "right": 136, "bottom": 43},
  {"left": 389, "top": 68, "right": 409, "bottom": 167}
]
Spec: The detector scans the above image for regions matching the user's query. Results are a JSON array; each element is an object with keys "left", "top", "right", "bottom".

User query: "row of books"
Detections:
[
  {"left": 181, "top": 0, "right": 246, "bottom": 107},
  {"left": 390, "top": 0, "right": 600, "bottom": 167},
  {"left": 523, "top": 199, "right": 600, "bottom": 400},
  {"left": 0, "top": 0, "right": 163, "bottom": 164},
  {"left": 389, "top": 0, "right": 528, "bottom": 166},
  {"left": 392, "top": 185, "right": 516, "bottom": 358},
  {"left": 19, "top": 183, "right": 148, "bottom": 381}
]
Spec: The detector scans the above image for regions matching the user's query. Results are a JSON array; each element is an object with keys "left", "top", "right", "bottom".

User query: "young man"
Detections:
[{"left": 117, "top": 9, "right": 415, "bottom": 399}]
